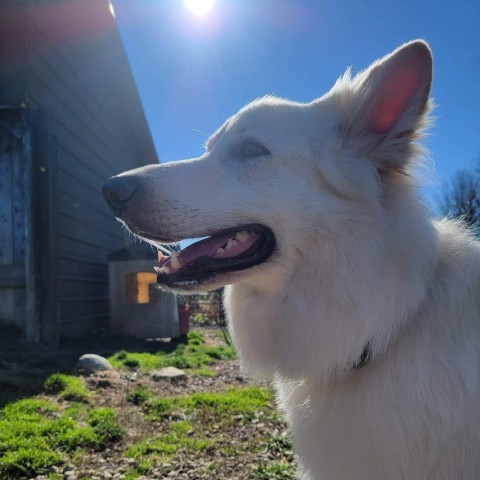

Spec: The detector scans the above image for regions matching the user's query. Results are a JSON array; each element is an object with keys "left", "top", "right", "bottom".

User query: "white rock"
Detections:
[
  {"left": 78, "top": 354, "right": 113, "bottom": 372},
  {"left": 152, "top": 367, "right": 186, "bottom": 380}
]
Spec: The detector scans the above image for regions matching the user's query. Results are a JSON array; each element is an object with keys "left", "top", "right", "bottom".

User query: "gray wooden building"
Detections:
[{"left": 0, "top": 0, "right": 158, "bottom": 344}]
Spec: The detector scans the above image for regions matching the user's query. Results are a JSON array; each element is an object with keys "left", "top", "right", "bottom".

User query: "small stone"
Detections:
[
  {"left": 78, "top": 354, "right": 113, "bottom": 372},
  {"left": 152, "top": 367, "right": 186, "bottom": 380}
]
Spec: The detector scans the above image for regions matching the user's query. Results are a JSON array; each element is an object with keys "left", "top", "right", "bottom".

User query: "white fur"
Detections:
[{"left": 116, "top": 41, "right": 480, "bottom": 479}]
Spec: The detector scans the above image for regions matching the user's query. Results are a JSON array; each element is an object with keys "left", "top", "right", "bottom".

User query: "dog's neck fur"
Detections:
[{"left": 226, "top": 184, "right": 438, "bottom": 382}]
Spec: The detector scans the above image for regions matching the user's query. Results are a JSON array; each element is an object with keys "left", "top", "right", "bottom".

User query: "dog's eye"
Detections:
[{"left": 238, "top": 140, "right": 270, "bottom": 159}]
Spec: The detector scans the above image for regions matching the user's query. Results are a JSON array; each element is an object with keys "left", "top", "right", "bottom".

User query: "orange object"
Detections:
[{"left": 125, "top": 272, "right": 157, "bottom": 304}]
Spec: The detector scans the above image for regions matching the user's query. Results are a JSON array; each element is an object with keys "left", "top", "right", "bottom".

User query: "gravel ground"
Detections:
[{"left": 18, "top": 328, "right": 297, "bottom": 480}]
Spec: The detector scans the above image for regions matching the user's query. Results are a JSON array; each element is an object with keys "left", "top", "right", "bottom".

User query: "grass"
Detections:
[
  {"left": 44, "top": 374, "right": 91, "bottom": 403},
  {"left": 109, "top": 330, "right": 235, "bottom": 371},
  {"left": 126, "top": 386, "right": 152, "bottom": 405},
  {"left": 0, "top": 398, "right": 123, "bottom": 479},
  {"left": 190, "top": 366, "right": 217, "bottom": 377},
  {"left": 257, "top": 462, "right": 296, "bottom": 480},
  {"left": 125, "top": 419, "right": 212, "bottom": 461},
  {"left": 87, "top": 408, "right": 124, "bottom": 444},
  {"left": 146, "top": 386, "right": 271, "bottom": 419},
  {"left": 0, "top": 328, "right": 295, "bottom": 479},
  {"left": 124, "top": 386, "right": 296, "bottom": 478}
]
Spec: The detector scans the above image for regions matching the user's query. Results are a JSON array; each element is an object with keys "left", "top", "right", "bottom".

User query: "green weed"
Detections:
[
  {"left": 146, "top": 386, "right": 271, "bottom": 419},
  {"left": 126, "top": 386, "right": 152, "bottom": 405},
  {"left": 0, "top": 399, "right": 123, "bottom": 478},
  {"left": 44, "top": 374, "right": 90, "bottom": 403},
  {"left": 124, "top": 470, "right": 142, "bottom": 480},
  {"left": 125, "top": 419, "right": 211, "bottom": 467},
  {"left": 88, "top": 408, "right": 123, "bottom": 445},
  {"left": 125, "top": 386, "right": 294, "bottom": 479},
  {"left": 191, "top": 367, "right": 216, "bottom": 377},
  {"left": 109, "top": 329, "right": 235, "bottom": 371},
  {"left": 256, "top": 461, "right": 296, "bottom": 480},
  {"left": 123, "top": 358, "right": 141, "bottom": 369}
]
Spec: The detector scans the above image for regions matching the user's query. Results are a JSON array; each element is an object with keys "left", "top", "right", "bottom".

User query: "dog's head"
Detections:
[{"left": 103, "top": 40, "right": 432, "bottom": 294}]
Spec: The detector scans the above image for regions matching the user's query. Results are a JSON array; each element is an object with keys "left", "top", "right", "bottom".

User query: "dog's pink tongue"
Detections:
[
  {"left": 156, "top": 230, "right": 259, "bottom": 275},
  {"left": 180, "top": 233, "right": 236, "bottom": 264}
]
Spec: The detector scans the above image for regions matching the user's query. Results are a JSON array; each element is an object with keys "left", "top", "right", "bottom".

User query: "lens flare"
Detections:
[{"left": 183, "top": 0, "right": 215, "bottom": 17}]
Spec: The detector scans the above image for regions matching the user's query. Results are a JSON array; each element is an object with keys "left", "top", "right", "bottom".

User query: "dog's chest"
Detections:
[
  {"left": 274, "top": 374, "right": 437, "bottom": 480},
  {"left": 275, "top": 376, "right": 379, "bottom": 479}
]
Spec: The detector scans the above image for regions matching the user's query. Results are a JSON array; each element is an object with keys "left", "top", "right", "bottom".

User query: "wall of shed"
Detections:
[
  {"left": 0, "top": 125, "right": 27, "bottom": 329},
  {"left": 23, "top": 0, "right": 157, "bottom": 340}
]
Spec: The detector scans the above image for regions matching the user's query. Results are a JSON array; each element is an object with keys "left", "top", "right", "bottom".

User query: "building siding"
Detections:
[{"left": 0, "top": 0, "right": 158, "bottom": 341}]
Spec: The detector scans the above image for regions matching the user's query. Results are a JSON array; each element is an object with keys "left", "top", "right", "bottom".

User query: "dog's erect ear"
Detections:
[
  {"left": 334, "top": 40, "right": 432, "bottom": 166},
  {"left": 363, "top": 40, "right": 432, "bottom": 135}
]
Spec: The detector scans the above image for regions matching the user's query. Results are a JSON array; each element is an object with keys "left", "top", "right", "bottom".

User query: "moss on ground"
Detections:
[
  {"left": 146, "top": 385, "right": 271, "bottom": 419},
  {"left": 0, "top": 398, "right": 123, "bottom": 479},
  {"left": 44, "top": 373, "right": 91, "bottom": 403},
  {"left": 109, "top": 330, "right": 235, "bottom": 371},
  {"left": 126, "top": 385, "right": 152, "bottom": 406},
  {"left": 124, "top": 386, "right": 296, "bottom": 479},
  {"left": 125, "top": 419, "right": 212, "bottom": 462}
]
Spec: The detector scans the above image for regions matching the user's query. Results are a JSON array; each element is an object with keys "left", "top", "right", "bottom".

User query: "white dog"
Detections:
[{"left": 103, "top": 40, "right": 480, "bottom": 479}]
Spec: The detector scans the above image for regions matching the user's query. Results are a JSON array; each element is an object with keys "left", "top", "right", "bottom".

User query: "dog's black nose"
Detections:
[{"left": 102, "top": 175, "right": 137, "bottom": 215}]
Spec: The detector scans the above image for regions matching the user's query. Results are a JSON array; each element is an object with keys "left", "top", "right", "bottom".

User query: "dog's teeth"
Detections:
[
  {"left": 175, "top": 280, "right": 198, "bottom": 286},
  {"left": 225, "top": 239, "right": 237, "bottom": 250},
  {"left": 216, "top": 247, "right": 225, "bottom": 255},
  {"left": 155, "top": 266, "right": 170, "bottom": 274},
  {"left": 170, "top": 252, "right": 181, "bottom": 269},
  {"left": 235, "top": 231, "right": 250, "bottom": 242}
]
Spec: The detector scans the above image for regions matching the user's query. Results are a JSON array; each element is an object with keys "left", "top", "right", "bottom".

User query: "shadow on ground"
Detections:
[{"left": 0, "top": 326, "right": 188, "bottom": 407}]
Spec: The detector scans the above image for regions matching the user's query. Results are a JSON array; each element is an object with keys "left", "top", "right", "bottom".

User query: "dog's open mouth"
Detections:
[{"left": 153, "top": 224, "right": 275, "bottom": 289}]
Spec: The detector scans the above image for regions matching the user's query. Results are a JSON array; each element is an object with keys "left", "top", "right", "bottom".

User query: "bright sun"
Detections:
[{"left": 183, "top": 0, "right": 215, "bottom": 17}]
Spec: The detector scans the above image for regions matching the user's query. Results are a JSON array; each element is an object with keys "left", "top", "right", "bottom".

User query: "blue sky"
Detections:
[{"left": 113, "top": 0, "right": 480, "bottom": 211}]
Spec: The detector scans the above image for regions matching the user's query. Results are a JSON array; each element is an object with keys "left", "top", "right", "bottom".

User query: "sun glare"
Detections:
[{"left": 183, "top": 0, "right": 215, "bottom": 17}]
